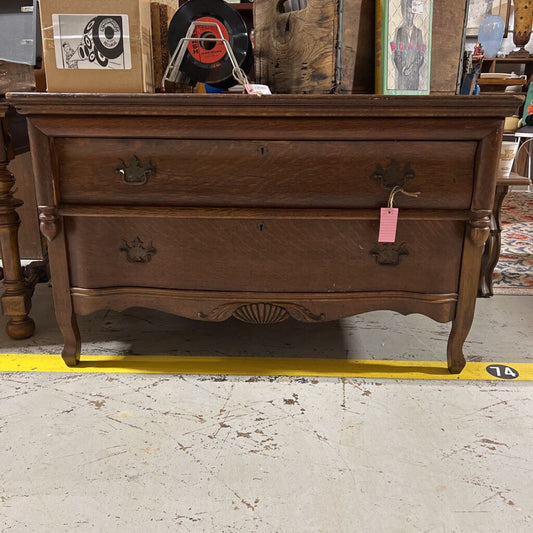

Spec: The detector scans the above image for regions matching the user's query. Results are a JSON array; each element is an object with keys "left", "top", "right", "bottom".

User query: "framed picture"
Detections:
[
  {"left": 466, "top": 0, "right": 512, "bottom": 39},
  {"left": 376, "top": 0, "right": 433, "bottom": 95}
]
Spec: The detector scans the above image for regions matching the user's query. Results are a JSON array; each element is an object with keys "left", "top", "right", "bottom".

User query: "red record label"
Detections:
[{"left": 187, "top": 17, "right": 229, "bottom": 64}]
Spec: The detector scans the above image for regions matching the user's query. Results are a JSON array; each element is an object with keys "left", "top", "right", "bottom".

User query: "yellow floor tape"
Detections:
[{"left": 0, "top": 354, "right": 531, "bottom": 381}]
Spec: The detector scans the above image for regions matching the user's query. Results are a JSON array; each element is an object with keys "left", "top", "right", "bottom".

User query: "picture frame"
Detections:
[
  {"left": 375, "top": 0, "right": 433, "bottom": 95},
  {"left": 466, "top": 0, "right": 512, "bottom": 39}
]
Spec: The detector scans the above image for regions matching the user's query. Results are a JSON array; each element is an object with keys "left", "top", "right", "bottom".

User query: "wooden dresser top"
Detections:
[{"left": 7, "top": 93, "right": 523, "bottom": 119}]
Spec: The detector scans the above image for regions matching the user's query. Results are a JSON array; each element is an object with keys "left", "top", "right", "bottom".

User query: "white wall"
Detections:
[{"left": 466, "top": 3, "right": 533, "bottom": 56}]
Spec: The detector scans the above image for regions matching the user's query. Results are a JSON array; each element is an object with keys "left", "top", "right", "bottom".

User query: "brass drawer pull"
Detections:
[
  {"left": 119, "top": 237, "right": 157, "bottom": 263},
  {"left": 115, "top": 156, "right": 155, "bottom": 185},
  {"left": 370, "top": 242, "right": 409, "bottom": 266},
  {"left": 370, "top": 160, "right": 415, "bottom": 189}
]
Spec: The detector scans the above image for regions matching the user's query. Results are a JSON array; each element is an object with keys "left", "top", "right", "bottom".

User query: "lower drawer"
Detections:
[{"left": 65, "top": 216, "right": 464, "bottom": 294}]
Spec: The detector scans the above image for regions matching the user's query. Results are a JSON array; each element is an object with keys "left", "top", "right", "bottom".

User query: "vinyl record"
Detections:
[
  {"left": 79, "top": 16, "right": 124, "bottom": 67},
  {"left": 167, "top": 0, "right": 251, "bottom": 87},
  {"left": 209, "top": 38, "right": 254, "bottom": 89}
]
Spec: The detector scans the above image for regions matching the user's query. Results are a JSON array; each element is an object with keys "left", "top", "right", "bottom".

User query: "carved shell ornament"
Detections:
[
  {"left": 199, "top": 302, "right": 325, "bottom": 324},
  {"left": 119, "top": 237, "right": 157, "bottom": 263}
]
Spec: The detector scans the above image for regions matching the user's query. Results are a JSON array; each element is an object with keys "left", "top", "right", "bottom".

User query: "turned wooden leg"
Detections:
[{"left": 0, "top": 157, "right": 34, "bottom": 339}]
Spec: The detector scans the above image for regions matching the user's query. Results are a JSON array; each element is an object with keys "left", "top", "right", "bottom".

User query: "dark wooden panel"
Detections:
[
  {"left": 340, "top": 0, "right": 375, "bottom": 94},
  {"left": 430, "top": 1, "right": 468, "bottom": 94},
  {"left": 56, "top": 138, "right": 477, "bottom": 209},
  {"left": 65, "top": 216, "right": 464, "bottom": 294},
  {"left": 7, "top": 152, "right": 42, "bottom": 259}
]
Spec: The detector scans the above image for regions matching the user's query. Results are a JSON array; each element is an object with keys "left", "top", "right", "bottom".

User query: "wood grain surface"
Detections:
[
  {"left": 254, "top": 0, "right": 339, "bottom": 93},
  {"left": 65, "top": 216, "right": 464, "bottom": 294},
  {"left": 55, "top": 138, "right": 476, "bottom": 209}
]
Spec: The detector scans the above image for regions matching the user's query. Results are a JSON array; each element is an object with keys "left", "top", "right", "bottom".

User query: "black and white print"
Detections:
[{"left": 52, "top": 14, "right": 131, "bottom": 70}]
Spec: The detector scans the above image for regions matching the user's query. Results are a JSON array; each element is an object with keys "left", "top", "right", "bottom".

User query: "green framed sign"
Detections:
[{"left": 376, "top": 0, "right": 433, "bottom": 95}]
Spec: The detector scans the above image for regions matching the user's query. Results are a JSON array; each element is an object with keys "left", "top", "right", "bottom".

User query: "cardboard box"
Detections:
[{"left": 39, "top": 0, "right": 154, "bottom": 92}]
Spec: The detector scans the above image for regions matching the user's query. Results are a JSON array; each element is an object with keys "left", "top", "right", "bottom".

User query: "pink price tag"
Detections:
[
  {"left": 378, "top": 208, "right": 399, "bottom": 243},
  {"left": 244, "top": 83, "right": 271, "bottom": 95}
]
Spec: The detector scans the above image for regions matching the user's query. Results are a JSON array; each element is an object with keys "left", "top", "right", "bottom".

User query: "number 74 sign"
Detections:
[{"left": 486, "top": 365, "right": 520, "bottom": 380}]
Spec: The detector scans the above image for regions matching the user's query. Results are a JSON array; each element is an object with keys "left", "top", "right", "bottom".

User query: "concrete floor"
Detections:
[{"left": 1, "top": 284, "right": 532, "bottom": 532}]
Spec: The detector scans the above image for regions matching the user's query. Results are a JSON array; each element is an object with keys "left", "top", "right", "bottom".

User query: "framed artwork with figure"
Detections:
[{"left": 376, "top": 0, "right": 433, "bottom": 95}]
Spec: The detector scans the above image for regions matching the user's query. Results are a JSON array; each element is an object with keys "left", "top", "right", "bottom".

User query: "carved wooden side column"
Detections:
[
  {"left": 0, "top": 110, "right": 34, "bottom": 339},
  {"left": 39, "top": 205, "right": 80, "bottom": 366}
]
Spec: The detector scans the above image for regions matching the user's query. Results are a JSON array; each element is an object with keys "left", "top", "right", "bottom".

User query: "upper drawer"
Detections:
[{"left": 55, "top": 138, "right": 477, "bottom": 209}]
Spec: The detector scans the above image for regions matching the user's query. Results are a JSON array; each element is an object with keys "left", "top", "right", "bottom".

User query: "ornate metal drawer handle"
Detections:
[
  {"left": 370, "top": 242, "right": 409, "bottom": 266},
  {"left": 115, "top": 156, "right": 155, "bottom": 185},
  {"left": 371, "top": 160, "right": 415, "bottom": 189},
  {"left": 119, "top": 237, "right": 156, "bottom": 263}
]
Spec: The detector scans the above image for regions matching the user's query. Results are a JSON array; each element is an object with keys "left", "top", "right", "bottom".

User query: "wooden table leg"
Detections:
[
  {"left": 478, "top": 170, "right": 531, "bottom": 297},
  {"left": 478, "top": 184, "right": 508, "bottom": 298},
  {"left": 0, "top": 157, "right": 35, "bottom": 339},
  {"left": 449, "top": 211, "right": 492, "bottom": 373},
  {"left": 39, "top": 207, "right": 80, "bottom": 366}
]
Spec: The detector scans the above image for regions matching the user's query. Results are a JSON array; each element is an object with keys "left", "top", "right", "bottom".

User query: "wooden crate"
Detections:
[
  {"left": 0, "top": 60, "right": 35, "bottom": 94},
  {"left": 253, "top": 0, "right": 374, "bottom": 94}
]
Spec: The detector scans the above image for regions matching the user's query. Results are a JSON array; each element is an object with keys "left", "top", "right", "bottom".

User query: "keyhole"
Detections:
[
  {"left": 258, "top": 223, "right": 265, "bottom": 232},
  {"left": 258, "top": 146, "right": 268, "bottom": 156}
]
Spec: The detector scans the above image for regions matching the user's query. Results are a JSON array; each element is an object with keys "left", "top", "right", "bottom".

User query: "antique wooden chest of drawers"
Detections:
[{"left": 8, "top": 93, "right": 521, "bottom": 372}]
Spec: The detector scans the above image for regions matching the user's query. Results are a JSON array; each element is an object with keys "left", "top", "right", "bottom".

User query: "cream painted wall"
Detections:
[{"left": 466, "top": 1, "right": 533, "bottom": 55}]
